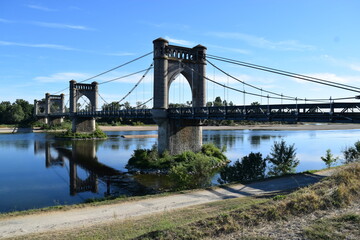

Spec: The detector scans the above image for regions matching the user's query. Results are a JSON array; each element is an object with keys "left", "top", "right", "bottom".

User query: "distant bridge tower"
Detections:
[
  {"left": 69, "top": 80, "right": 98, "bottom": 133},
  {"left": 152, "top": 38, "right": 207, "bottom": 154},
  {"left": 34, "top": 93, "right": 65, "bottom": 125}
]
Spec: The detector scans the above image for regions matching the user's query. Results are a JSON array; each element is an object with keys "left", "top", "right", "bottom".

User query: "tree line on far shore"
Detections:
[{"left": 0, "top": 100, "right": 34, "bottom": 125}]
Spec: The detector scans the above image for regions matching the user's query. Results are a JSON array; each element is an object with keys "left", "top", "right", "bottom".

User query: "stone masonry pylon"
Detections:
[{"left": 151, "top": 38, "right": 207, "bottom": 154}]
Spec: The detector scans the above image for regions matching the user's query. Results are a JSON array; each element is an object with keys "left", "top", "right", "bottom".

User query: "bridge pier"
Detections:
[
  {"left": 71, "top": 117, "right": 96, "bottom": 133},
  {"left": 153, "top": 109, "right": 202, "bottom": 154}
]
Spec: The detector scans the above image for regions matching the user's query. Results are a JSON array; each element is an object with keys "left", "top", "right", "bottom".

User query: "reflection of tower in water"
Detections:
[
  {"left": 36, "top": 140, "right": 153, "bottom": 198},
  {"left": 69, "top": 141, "right": 98, "bottom": 196}
]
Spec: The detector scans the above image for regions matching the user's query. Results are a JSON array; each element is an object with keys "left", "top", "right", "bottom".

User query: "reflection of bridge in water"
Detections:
[{"left": 34, "top": 140, "right": 152, "bottom": 197}]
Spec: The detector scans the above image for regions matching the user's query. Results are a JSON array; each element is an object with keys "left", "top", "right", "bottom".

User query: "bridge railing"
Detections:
[
  {"left": 167, "top": 102, "right": 360, "bottom": 123},
  {"left": 75, "top": 109, "right": 152, "bottom": 118}
]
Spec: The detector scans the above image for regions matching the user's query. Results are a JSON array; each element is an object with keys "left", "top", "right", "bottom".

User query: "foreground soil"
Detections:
[
  {"left": 0, "top": 170, "right": 334, "bottom": 239},
  {"left": 218, "top": 201, "right": 360, "bottom": 240}
]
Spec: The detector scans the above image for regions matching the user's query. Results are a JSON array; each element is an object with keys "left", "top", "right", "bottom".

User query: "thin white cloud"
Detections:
[
  {"left": 0, "top": 18, "right": 13, "bottom": 23},
  {"left": 208, "top": 32, "right": 315, "bottom": 51},
  {"left": 206, "top": 44, "right": 250, "bottom": 55},
  {"left": 26, "top": 4, "right": 57, "bottom": 12},
  {"left": 293, "top": 72, "right": 360, "bottom": 85},
  {"left": 165, "top": 36, "right": 194, "bottom": 47},
  {"left": 31, "top": 21, "right": 94, "bottom": 31},
  {"left": 350, "top": 64, "right": 360, "bottom": 72},
  {"left": 0, "top": 40, "right": 76, "bottom": 51},
  {"left": 34, "top": 72, "right": 90, "bottom": 83},
  {"left": 321, "top": 55, "right": 360, "bottom": 73}
]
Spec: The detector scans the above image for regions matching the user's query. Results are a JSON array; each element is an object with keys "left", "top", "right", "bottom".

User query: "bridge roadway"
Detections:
[{"left": 42, "top": 102, "right": 360, "bottom": 123}]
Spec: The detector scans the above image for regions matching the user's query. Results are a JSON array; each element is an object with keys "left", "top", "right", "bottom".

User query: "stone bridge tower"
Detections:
[
  {"left": 34, "top": 93, "right": 65, "bottom": 125},
  {"left": 69, "top": 80, "right": 98, "bottom": 132},
  {"left": 152, "top": 38, "right": 206, "bottom": 154}
]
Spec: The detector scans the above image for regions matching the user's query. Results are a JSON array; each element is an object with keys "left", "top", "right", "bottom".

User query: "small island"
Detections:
[
  {"left": 55, "top": 127, "right": 108, "bottom": 140},
  {"left": 126, "top": 143, "right": 230, "bottom": 189}
]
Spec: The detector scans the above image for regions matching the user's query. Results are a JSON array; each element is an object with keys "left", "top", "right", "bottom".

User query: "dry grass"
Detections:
[{"left": 135, "top": 163, "right": 360, "bottom": 239}]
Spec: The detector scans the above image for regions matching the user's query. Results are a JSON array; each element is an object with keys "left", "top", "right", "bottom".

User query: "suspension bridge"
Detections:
[{"left": 34, "top": 38, "right": 360, "bottom": 154}]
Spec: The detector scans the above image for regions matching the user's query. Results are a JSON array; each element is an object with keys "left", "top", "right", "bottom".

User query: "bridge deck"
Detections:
[{"left": 38, "top": 102, "right": 360, "bottom": 123}]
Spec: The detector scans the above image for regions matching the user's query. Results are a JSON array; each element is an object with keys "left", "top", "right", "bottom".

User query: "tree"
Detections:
[
  {"left": 219, "top": 152, "right": 266, "bottom": 184},
  {"left": 321, "top": 149, "right": 339, "bottom": 168},
  {"left": 0, "top": 101, "right": 11, "bottom": 123},
  {"left": 266, "top": 140, "right": 299, "bottom": 176},
  {"left": 213, "top": 96, "right": 223, "bottom": 107},
  {"left": 9, "top": 104, "right": 25, "bottom": 123},
  {"left": 123, "top": 101, "right": 132, "bottom": 109},
  {"left": 343, "top": 141, "right": 360, "bottom": 163}
]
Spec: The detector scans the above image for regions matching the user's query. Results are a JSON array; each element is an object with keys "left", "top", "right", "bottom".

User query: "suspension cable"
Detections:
[
  {"left": 207, "top": 59, "right": 297, "bottom": 100},
  {"left": 136, "top": 97, "right": 153, "bottom": 108},
  {"left": 117, "top": 63, "right": 153, "bottom": 104},
  {"left": 97, "top": 92, "right": 109, "bottom": 105},
  {"left": 52, "top": 51, "right": 153, "bottom": 95},
  {"left": 207, "top": 54, "right": 360, "bottom": 93},
  {"left": 80, "top": 51, "right": 153, "bottom": 83},
  {"left": 98, "top": 68, "right": 152, "bottom": 85},
  {"left": 185, "top": 64, "right": 355, "bottom": 103}
]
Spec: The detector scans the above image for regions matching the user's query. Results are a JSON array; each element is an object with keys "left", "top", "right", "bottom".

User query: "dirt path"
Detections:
[{"left": 0, "top": 170, "right": 335, "bottom": 239}]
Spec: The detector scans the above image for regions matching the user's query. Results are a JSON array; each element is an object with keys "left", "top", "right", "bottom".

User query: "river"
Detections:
[{"left": 0, "top": 128, "right": 359, "bottom": 213}]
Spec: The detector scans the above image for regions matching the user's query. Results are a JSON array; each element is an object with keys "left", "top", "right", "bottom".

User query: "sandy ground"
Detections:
[
  {"left": 101, "top": 123, "right": 360, "bottom": 132},
  {"left": 0, "top": 170, "right": 335, "bottom": 239},
  {"left": 1, "top": 123, "right": 359, "bottom": 134}
]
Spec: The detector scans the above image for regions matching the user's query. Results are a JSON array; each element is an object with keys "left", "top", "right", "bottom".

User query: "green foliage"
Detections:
[
  {"left": 132, "top": 121, "right": 144, "bottom": 126},
  {"left": 0, "top": 99, "right": 34, "bottom": 125},
  {"left": 127, "top": 145, "right": 170, "bottom": 170},
  {"left": 201, "top": 143, "right": 228, "bottom": 163},
  {"left": 219, "top": 152, "right": 267, "bottom": 184},
  {"left": 343, "top": 140, "right": 360, "bottom": 163},
  {"left": 127, "top": 144, "right": 229, "bottom": 190},
  {"left": 266, "top": 139, "right": 299, "bottom": 176},
  {"left": 56, "top": 126, "right": 107, "bottom": 139},
  {"left": 170, "top": 152, "right": 219, "bottom": 189},
  {"left": 321, "top": 149, "right": 339, "bottom": 168}
]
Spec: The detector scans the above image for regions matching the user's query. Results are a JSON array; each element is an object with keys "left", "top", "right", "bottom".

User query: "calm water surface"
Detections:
[{"left": 0, "top": 128, "right": 359, "bottom": 213}]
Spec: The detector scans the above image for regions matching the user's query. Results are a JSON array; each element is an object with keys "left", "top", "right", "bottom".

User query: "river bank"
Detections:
[
  {"left": 100, "top": 123, "right": 360, "bottom": 132},
  {"left": 1, "top": 123, "right": 360, "bottom": 134}
]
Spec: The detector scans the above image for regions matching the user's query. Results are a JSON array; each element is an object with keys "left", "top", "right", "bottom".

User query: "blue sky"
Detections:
[{"left": 1, "top": 0, "right": 360, "bottom": 108}]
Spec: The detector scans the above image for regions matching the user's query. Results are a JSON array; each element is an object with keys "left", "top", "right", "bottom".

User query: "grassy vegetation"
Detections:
[
  {"left": 55, "top": 127, "right": 107, "bottom": 139},
  {"left": 0, "top": 124, "right": 16, "bottom": 128},
  {"left": 127, "top": 143, "right": 228, "bottom": 171},
  {"left": 8, "top": 162, "right": 359, "bottom": 240},
  {"left": 304, "top": 213, "right": 360, "bottom": 240}
]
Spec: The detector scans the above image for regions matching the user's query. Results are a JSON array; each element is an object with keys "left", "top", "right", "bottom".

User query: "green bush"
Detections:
[
  {"left": 219, "top": 152, "right": 266, "bottom": 184},
  {"left": 127, "top": 144, "right": 229, "bottom": 189},
  {"left": 321, "top": 149, "right": 339, "bottom": 168},
  {"left": 266, "top": 140, "right": 299, "bottom": 176},
  {"left": 343, "top": 140, "right": 360, "bottom": 163}
]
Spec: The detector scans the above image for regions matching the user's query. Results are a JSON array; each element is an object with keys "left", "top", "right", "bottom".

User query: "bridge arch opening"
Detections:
[
  {"left": 168, "top": 73, "right": 193, "bottom": 107},
  {"left": 76, "top": 96, "right": 93, "bottom": 112}
]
